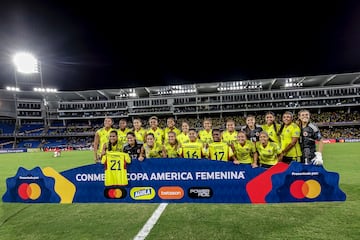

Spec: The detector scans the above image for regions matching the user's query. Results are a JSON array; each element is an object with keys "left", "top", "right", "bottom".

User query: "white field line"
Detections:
[{"left": 133, "top": 203, "right": 168, "bottom": 240}]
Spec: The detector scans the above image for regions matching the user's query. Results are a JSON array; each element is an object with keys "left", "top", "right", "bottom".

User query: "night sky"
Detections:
[{"left": 0, "top": 1, "right": 360, "bottom": 91}]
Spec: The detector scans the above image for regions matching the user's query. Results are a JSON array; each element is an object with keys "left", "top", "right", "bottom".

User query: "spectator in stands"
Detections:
[
  {"left": 256, "top": 131, "right": 282, "bottom": 168},
  {"left": 297, "top": 109, "right": 324, "bottom": 165},
  {"left": 233, "top": 131, "right": 258, "bottom": 167},
  {"left": 178, "top": 129, "right": 206, "bottom": 159},
  {"left": 132, "top": 117, "right": 147, "bottom": 144},
  {"left": 206, "top": 129, "right": 234, "bottom": 161},
  {"left": 138, "top": 133, "right": 163, "bottom": 161},
  {"left": 221, "top": 118, "right": 238, "bottom": 145},
  {"left": 177, "top": 121, "right": 191, "bottom": 145},
  {"left": 164, "top": 117, "right": 181, "bottom": 144},
  {"left": 241, "top": 115, "right": 263, "bottom": 143},
  {"left": 279, "top": 111, "right": 302, "bottom": 163},
  {"left": 93, "top": 117, "right": 114, "bottom": 163},
  {"left": 117, "top": 118, "right": 131, "bottom": 147},
  {"left": 198, "top": 118, "right": 213, "bottom": 144},
  {"left": 162, "top": 131, "right": 180, "bottom": 158},
  {"left": 123, "top": 132, "right": 143, "bottom": 161},
  {"left": 261, "top": 111, "right": 281, "bottom": 144},
  {"left": 147, "top": 116, "right": 164, "bottom": 145}
]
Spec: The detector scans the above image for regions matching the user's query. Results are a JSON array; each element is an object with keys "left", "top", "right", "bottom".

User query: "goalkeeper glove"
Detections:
[{"left": 311, "top": 152, "right": 323, "bottom": 165}]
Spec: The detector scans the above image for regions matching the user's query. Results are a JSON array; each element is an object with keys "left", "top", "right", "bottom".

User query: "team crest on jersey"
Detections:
[
  {"left": 256, "top": 132, "right": 260, "bottom": 136},
  {"left": 303, "top": 131, "right": 308, "bottom": 136}
]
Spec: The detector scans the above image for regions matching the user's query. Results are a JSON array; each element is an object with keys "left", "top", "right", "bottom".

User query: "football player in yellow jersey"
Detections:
[
  {"left": 178, "top": 129, "right": 206, "bottom": 159},
  {"left": 162, "top": 132, "right": 180, "bottom": 158},
  {"left": 101, "top": 130, "right": 131, "bottom": 186},
  {"left": 147, "top": 116, "right": 164, "bottom": 145},
  {"left": 261, "top": 111, "right": 281, "bottom": 144},
  {"left": 132, "top": 117, "right": 147, "bottom": 144},
  {"left": 177, "top": 121, "right": 190, "bottom": 145},
  {"left": 93, "top": 117, "right": 114, "bottom": 163},
  {"left": 117, "top": 118, "right": 131, "bottom": 147},
  {"left": 256, "top": 131, "right": 282, "bottom": 168},
  {"left": 233, "top": 131, "right": 258, "bottom": 167},
  {"left": 138, "top": 133, "right": 163, "bottom": 161},
  {"left": 102, "top": 130, "right": 124, "bottom": 154},
  {"left": 164, "top": 117, "right": 181, "bottom": 144},
  {"left": 206, "top": 129, "right": 234, "bottom": 161},
  {"left": 221, "top": 118, "right": 238, "bottom": 145},
  {"left": 198, "top": 118, "right": 213, "bottom": 144},
  {"left": 279, "top": 111, "right": 302, "bottom": 163}
]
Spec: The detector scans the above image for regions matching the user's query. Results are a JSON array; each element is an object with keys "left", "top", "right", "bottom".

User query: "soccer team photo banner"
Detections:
[{"left": 2, "top": 158, "right": 346, "bottom": 203}]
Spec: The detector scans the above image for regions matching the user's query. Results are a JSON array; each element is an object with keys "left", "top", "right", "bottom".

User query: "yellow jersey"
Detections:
[
  {"left": 96, "top": 127, "right": 114, "bottom": 155},
  {"left": 117, "top": 128, "right": 131, "bottom": 147},
  {"left": 101, "top": 151, "right": 131, "bottom": 186},
  {"left": 221, "top": 130, "right": 238, "bottom": 145},
  {"left": 256, "top": 142, "right": 282, "bottom": 166},
  {"left": 164, "top": 127, "right": 181, "bottom": 143},
  {"left": 163, "top": 143, "right": 180, "bottom": 158},
  {"left": 133, "top": 128, "right": 147, "bottom": 144},
  {"left": 177, "top": 132, "right": 190, "bottom": 145},
  {"left": 198, "top": 129, "right": 213, "bottom": 144},
  {"left": 143, "top": 143, "right": 163, "bottom": 158},
  {"left": 207, "top": 142, "right": 234, "bottom": 161},
  {"left": 279, "top": 123, "right": 302, "bottom": 158},
  {"left": 233, "top": 140, "right": 256, "bottom": 164},
  {"left": 107, "top": 143, "right": 123, "bottom": 152},
  {"left": 178, "top": 141, "right": 205, "bottom": 159},
  {"left": 261, "top": 123, "right": 281, "bottom": 144},
  {"left": 147, "top": 128, "right": 164, "bottom": 145}
]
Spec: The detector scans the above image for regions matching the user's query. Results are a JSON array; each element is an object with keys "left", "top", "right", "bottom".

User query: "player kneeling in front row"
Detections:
[
  {"left": 101, "top": 130, "right": 131, "bottom": 186},
  {"left": 206, "top": 129, "right": 235, "bottom": 161}
]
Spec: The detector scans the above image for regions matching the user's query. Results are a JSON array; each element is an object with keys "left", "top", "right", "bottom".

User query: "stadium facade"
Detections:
[{"left": 0, "top": 72, "right": 359, "bottom": 149}]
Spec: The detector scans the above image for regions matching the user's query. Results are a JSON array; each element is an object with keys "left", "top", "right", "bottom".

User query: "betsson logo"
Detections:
[{"left": 158, "top": 186, "right": 184, "bottom": 200}]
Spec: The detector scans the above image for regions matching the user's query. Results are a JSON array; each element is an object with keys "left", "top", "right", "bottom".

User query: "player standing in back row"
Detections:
[
  {"left": 297, "top": 109, "right": 324, "bottom": 165},
  {"left": 241, "top": 115, "right": 263, "bottom": 143},
  {"left": 93, "top": 117, "right": 114, "bottom": 163}
]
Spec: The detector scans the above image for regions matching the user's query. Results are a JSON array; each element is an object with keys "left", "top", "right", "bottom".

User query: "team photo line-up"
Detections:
[{"left": 94, "top": 109, "right": 324, "bottom": 170}]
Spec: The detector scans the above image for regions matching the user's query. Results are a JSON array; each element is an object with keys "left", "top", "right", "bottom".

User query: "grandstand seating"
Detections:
[{"left": 1, "top": 72, "right": 360, "bottom": 148}]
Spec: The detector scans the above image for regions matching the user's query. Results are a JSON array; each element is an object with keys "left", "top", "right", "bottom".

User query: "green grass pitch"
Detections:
[{"left": 1, "top": 143, "right": 360, "bottom": 240}]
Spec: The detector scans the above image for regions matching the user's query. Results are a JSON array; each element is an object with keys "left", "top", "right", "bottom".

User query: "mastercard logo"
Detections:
[
  {"left": 18, "top": 183, "right": 41, "bottom": 200},
  {"left": 290, "top": 180, "right": 321, "bottom": 199},
  {"left": 104, "top": 188, "right": 126, "bottom": 199}
]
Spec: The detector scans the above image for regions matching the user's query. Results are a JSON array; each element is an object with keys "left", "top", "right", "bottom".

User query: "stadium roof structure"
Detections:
[{"left": 2, "top": 72, "right": 360, "bottom": 102}]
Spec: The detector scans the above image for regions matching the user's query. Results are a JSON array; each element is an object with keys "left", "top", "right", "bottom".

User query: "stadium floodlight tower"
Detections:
[{"left": 12, "top": 52, "right": 43, "bottom": 89}]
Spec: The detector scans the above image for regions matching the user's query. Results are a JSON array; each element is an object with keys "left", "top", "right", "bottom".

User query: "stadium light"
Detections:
[
  {"left": 13, "top": 52, "right": 39, "bottom": 74},
  {"left": 11, "top": 51, "right": 59, "bottom": 92},
  {"left": 6, "top": 86, "right": 20, "bottom": 92},
  {"left": 218, "top": 81, "right": 262, "bottom": 92}
]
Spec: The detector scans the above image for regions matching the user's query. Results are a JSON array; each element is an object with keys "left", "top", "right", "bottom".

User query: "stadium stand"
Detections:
[{"left": 1, "top": 72, "right": 360, "bottom": 149}]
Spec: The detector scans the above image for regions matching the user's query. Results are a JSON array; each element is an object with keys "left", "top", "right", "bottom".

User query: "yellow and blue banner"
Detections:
[{"left": 2, "top": 158, "right": 346, "bottom": 203}]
